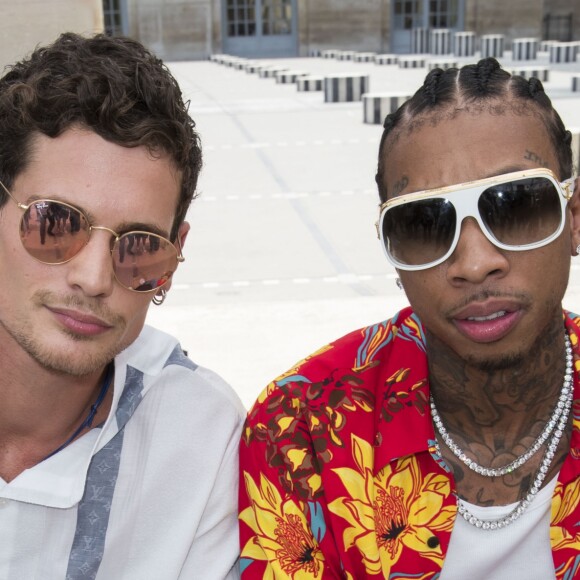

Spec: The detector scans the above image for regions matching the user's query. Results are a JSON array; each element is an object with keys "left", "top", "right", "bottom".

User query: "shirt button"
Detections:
[
  {"left": 0, "top": 499, "right": 8, "bottom": 508},
  {"left": 427, "top": 536, "right": 440, "bottom": 548}
]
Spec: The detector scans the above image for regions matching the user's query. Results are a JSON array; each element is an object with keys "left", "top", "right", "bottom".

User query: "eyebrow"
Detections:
[{"left": 23, "top": 194, "right": 171, "bottom": 239}]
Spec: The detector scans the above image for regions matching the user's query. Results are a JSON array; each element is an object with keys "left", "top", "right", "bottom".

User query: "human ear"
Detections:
[{"left": 568, "top": 178, "right": 580, "bottom": 256}]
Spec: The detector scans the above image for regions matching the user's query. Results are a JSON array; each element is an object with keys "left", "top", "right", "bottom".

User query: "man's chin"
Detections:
[{"left": 463, "top": 350, "right": 526, "bottom": 372}]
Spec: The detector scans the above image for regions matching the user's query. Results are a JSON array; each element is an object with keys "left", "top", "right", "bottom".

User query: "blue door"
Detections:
[
  {"left": 391, "top": 0, "right": 465, "bottom": 53},
  {"left": 222, "top": 0, "right": 298, "bottom": 57}
]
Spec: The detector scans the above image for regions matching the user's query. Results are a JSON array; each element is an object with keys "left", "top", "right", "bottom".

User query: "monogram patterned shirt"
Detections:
[{"left": 239, "top": 307, "right": 580, "bottom": 579}]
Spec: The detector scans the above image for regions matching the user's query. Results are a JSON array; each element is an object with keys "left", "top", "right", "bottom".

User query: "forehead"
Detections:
[
  {"left": 16, "top": 129, "right": 181, "bottom": 230},
  {"left": 382, "top": 109, "right": 559, "bottom": 197}
]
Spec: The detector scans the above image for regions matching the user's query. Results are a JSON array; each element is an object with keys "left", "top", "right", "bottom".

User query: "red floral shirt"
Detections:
[{"left": 239, "top": 307, "right": 580, "bottom": 579}]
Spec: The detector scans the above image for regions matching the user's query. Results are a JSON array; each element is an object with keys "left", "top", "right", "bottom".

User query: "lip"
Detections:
[
  {"left": 48, "top": 307, "right": 113, "bottom": 336},
  {"left": 452, "top": 299, "right": 524, "bottom": 343}
]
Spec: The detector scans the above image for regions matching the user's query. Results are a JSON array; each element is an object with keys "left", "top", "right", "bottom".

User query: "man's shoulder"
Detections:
[
  {"left": 116, "top": 324, "right": 246, "bottom": 420},
  {"left": 247, "top": 306, "right": 426, "bottom": 414}
]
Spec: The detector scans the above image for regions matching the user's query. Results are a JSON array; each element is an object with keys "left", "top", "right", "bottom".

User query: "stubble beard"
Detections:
[{"left": 1, "top": 290, "right": 129, "bottom": 377}]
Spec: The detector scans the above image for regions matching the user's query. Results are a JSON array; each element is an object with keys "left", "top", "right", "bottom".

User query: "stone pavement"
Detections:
[{"left": 146, "top": 53, "right": 580, "bottom": 409}]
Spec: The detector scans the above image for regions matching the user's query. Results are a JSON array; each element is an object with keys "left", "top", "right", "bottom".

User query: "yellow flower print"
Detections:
[
  {"left": 551, "top": 479, "right": 580, "bottom": 554},
  {"left": 328, "top": 434, "right": 454, "bottom": 576},
  {"left": 240, "top": 471, "right": 326, "bottom": 578}
]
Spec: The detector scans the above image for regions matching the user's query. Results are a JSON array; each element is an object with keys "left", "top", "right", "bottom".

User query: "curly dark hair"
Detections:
[
  {"left": 0, "top": 32, "right": 202, "bottom": 240},
  {"left": 376, "top": 57, "right": 573, "bottom": 202}
]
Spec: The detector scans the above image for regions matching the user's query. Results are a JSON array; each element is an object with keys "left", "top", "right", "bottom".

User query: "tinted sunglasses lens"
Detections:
[
  {"left": 383, "top": 198, "right": 456, "bottom": 266},
  {"left": 479, "top": 177, "right": 562, "bottom": 246},
  {"left": 20, "top": 201, "right": 89, "bottom": 263},
  {"left": 112, "top": 233, "right": 178, "bottom": 292}
]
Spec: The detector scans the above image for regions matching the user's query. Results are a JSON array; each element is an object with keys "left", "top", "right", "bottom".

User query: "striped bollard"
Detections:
[
  {"left": 321, "top": 49, "right": 340, "bottom": 59},
  {"left": 324, "top": 74, "right": 370, "bottom": 103},
  {"left": 259, "top": 66, "right": 288, "bottom": 78},
  {"left": 276, "top": 70, "right": 307, "bottom": 84},
  {"left": 297, "top": 75, "right": 323, "bottom": 92},
  {"left": 549, "top": 42, "right": 580, "bottom": 63},
  {"left": 511, "top": 66, "right": 549, "bottom": 82},
  {"left": 354, "top": 52, "right": 377, "bottom": 63},
  {"left": 363, "top": 93, "right": 411, "bottom": 124},
  {"left": 512, "top": 38, "right": 539, "bottom": 61},
  {"left": 428, "top": 59, "right": 458, "bottom": 71},
  {"left": 431, "top": 29, "right": 452, "bottom": 55},
  {"left": 454, "top": 32, "right": 476, "bottom": 57},
  {"left": 337, "top": 51, "right": 357, "bottom": 61},
  {"left": 481, "top": 34, "right": 504, "bottom": 59},
  {"left": 411, "top": 27, "right": 430, "bottom": 54},
  {"left": 398, "top": 56, "right": 426, "bottom": 69},
  {"left": 374, "top": 54, "right": 399, "bottom": 65}
]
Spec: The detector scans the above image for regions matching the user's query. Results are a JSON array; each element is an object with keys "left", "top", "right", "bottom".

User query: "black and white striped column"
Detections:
[
  {"left": 512, "top": 38, "right": 539, "bottom": 61},
  {"left": 321, "top": 49, "right": 340, "bottom": 59},
  {"left": 398, "top": 56, "right": 426, "bottom": 69},
  {"left": 297, "top": 75, "right": 323, "bottom": 92},
  {"left": 337, "top": 50, "right": 356, "bottom": 61},
  {"left": 411, "top": 27, "right": 430, "bottom": 54},
  {"left": 259, "top": 66, "right": 288, "bottom": 78},
  {"left": 549, "top": 42, "right": 580, "bottom": 63},
  {"left": 431, "top": 29, "right": 452, "bottom": 55},
  {"left": 511, "top": 66, "right": 549, "bottom": 82},
  {"left": 481, "top": 34, "right": 504, "bottom": 59},
  {"left": 324, "top": 74, "right": 370, "bottom": 102},
  {"left": 428, "top": 59, "right": 458, "bottom": 71},
  {"left": 354, "top": 52, "right": 377, "bottom": 63},
  {"left": 363, "top": 93, "right": 411, "bottom": 124},
  {"left": 454, "top": 32, "right": 476, "bottom": 57},
  {"left": 276, "top": 71, "right": 307, "bottom": 84},
  {"left": 374, "top": 54, "right": 399, "bottom": 65}
]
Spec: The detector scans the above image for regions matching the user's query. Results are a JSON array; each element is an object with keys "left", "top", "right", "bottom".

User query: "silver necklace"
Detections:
[
  {"left": 430, "top": 334, "right": 574, "bottom": 530},
  {"left": 431, "top": 335, "right": 573, "bottom": 477}
]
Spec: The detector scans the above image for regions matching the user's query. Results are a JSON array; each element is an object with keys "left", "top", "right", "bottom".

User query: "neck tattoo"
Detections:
[
  {"left": 430, "top": 333, "right": 573, "bottom": 530},
  {"left": 43, "top": 363, "right": 114, "bottom": 461}
]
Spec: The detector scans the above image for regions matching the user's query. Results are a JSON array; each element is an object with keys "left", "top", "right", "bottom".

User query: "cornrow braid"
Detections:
[{"left": 375, "top": 57, "right": 573, "bottom": 202}]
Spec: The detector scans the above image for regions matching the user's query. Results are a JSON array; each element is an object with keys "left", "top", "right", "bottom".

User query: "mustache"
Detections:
[
  {"left": 34, "top": 290, "right": 125, "bottom": 325},
  {"left": 446, "top": 288, "right": 532, "bottom": 313}
]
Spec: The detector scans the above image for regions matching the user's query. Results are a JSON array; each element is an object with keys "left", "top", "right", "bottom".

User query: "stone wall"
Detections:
[
  {"left": 0, "top": 0, "right": 103, "bottom": 70},
  {"left": 297, "top": 0, "right": 389, "bottom": 55},
  {"left": 127, "top": 0, "right": 219, "bottom": 60}
]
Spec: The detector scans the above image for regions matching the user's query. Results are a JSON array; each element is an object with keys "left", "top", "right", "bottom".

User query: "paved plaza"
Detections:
[{"left": 146, "top": 53, "right": 580, "bottom": 408}]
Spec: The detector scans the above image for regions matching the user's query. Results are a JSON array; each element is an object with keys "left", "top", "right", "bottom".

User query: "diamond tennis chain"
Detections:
[{"left": 431, "top": 334, "right": 574, "bottom": 529}]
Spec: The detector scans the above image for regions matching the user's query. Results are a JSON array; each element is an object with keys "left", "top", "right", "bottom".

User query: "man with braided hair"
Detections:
[
  {"left": 0, "top": 34, "right": 244, "bottom": 578},
  {"left": 239, "top": 57, "right": 580, "bottom": 578}
]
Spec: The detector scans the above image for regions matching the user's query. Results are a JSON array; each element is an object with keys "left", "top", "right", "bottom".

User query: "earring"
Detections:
[
  {"left": 152, "top": 289, "right": 167, "bottom": 306},
  {"left": 396, "top": 278, "right": 403, "bottom": 290}
]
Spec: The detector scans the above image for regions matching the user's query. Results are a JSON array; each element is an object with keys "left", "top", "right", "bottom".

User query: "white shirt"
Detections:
[
  {"left": 441, "top": 476, "right": 558, "bottom": 579},
  {"left": 0, "top": 325, "right": 246, "bottom": 579}
]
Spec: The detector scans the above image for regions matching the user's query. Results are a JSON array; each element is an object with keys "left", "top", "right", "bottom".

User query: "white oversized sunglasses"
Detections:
[{"left": 377, "top": 168, "right": 575, "bottom": 271}]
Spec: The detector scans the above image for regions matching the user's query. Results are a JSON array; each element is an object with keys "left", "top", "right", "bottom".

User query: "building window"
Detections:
[
  {"left": 262, "top": 0, "right": 292, "bottom": 35},
  {"left": 393, "top": 1, "right": 421, "bottom": 30},
  {"left": 429, "top": 0, "right": 458, "bottom": 28},
  {"left": 226, "top": 0, "right": 257, "bottom": 37},
  {"left": 103, "top": 0, "right": 124, "bottom": 36}
]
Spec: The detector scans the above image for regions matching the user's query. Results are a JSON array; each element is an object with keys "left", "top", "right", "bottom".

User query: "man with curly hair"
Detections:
[{"left": 0, "top": 33, "right": 244, "bottom": 578}]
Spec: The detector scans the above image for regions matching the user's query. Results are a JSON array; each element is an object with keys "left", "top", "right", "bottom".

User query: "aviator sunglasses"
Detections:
[
  {"left": 377, "top": 168, "right": 575, "bottom": 271},
  {"left": 0, "top": 181, "right": 184, "bottom": 292}
]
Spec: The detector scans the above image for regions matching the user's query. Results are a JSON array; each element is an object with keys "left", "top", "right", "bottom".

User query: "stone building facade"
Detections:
[
  {"left": 0, "top": 0, "right": 103, "bottom": 71},
  {"left": 0, "top": 0, "right": 577, "bottom": 64},
  {"left": 115, "top": 0, "right": 579, "bottom": 61}
]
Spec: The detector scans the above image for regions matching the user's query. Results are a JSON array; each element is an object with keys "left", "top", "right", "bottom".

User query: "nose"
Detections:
[
  {"left": 446, "top": 217, "right": 510, "bottom": 285},
  {"left": 65, "top": 229, "right": 116, "bottom": 297}
]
